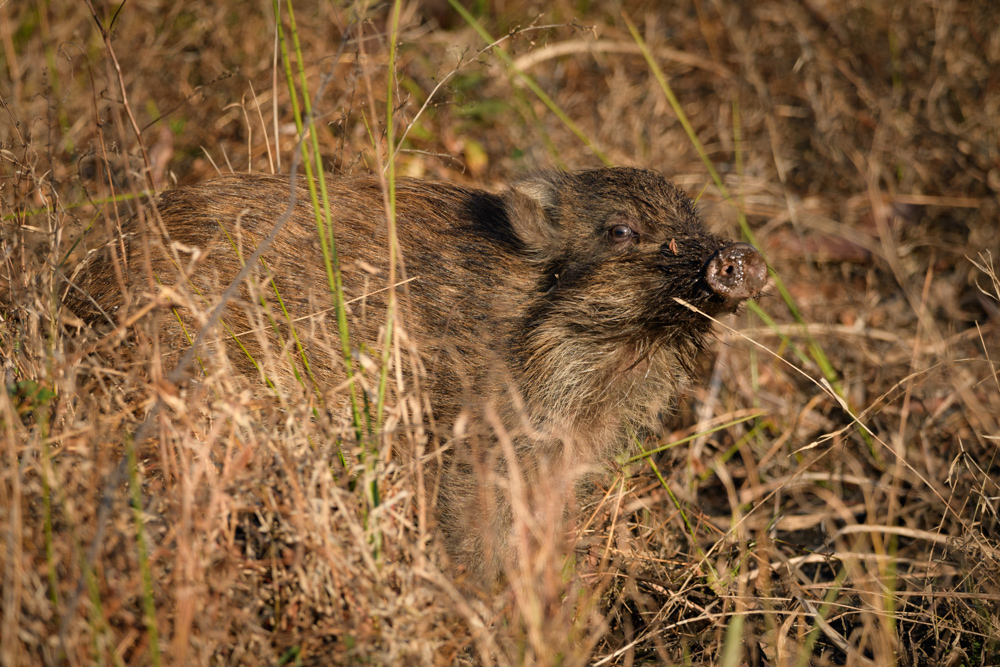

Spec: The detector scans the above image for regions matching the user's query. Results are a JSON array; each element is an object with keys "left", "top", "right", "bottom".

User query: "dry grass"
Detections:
[{"left": 2, "top": 0, "right": 999, "bottom": 665}]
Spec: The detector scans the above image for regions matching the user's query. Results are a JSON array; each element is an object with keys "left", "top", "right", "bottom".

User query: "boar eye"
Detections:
[{"left": 609, "top": 224, "right": 636, "bottom": 242}]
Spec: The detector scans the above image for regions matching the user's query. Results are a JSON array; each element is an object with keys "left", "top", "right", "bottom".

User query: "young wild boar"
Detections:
[{"left": 68, "top": 167, "right": 767, "bottom": 585}]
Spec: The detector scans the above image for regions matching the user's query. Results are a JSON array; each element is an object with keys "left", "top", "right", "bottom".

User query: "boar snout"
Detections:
[{"left": 704, "top": 243, "right": 768, "bottom": 302}]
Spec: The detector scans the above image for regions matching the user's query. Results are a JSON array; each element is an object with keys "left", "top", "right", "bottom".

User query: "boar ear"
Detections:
[{"left": 504, "top": 171, "right": 564, "bottom": 255}]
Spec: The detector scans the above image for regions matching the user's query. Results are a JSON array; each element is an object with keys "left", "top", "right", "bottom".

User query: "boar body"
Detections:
[{"left": 70, "top": 168, "right": 766, "bottom": 584}]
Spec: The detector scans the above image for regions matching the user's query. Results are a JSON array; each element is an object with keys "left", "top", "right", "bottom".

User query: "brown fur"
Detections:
[{"left": 66, "top": 168, "right": 765, "bottom": 585}]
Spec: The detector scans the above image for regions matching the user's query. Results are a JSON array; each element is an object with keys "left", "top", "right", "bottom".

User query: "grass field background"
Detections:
[{"left": 2, "top": 1, "right": 999, "bottom": 664}]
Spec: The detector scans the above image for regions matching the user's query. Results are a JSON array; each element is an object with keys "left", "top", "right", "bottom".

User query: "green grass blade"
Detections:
[
  {"left": 622, "top": 12, "right": 840, "bottom": 389},
  {"left": 375, "top": 0, "right": 403, "bottom": 435},
  {"left": 446, "top": 0, "right": 611, "bottom": 166},
  {"left": 275, "top": 0, "right": 365, "bottom": 445}
]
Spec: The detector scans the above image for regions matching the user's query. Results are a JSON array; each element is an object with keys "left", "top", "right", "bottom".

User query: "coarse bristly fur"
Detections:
[{"left": 65, "top": 167, "right": 765, "bottom": 586}]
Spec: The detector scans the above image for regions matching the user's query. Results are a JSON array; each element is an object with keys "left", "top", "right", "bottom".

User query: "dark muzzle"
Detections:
[{"left": 704, "top": 243, "right": 768, "bottom": 301}]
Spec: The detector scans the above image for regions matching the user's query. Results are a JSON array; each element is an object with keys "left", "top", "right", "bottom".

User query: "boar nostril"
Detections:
[{"left": 704, "top": 243, "right": 767, "bottom": 301}]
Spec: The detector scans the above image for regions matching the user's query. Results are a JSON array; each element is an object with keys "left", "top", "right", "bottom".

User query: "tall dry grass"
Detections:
[{"left": 2, "top": 1, "right": 998, "bottom": 665}]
